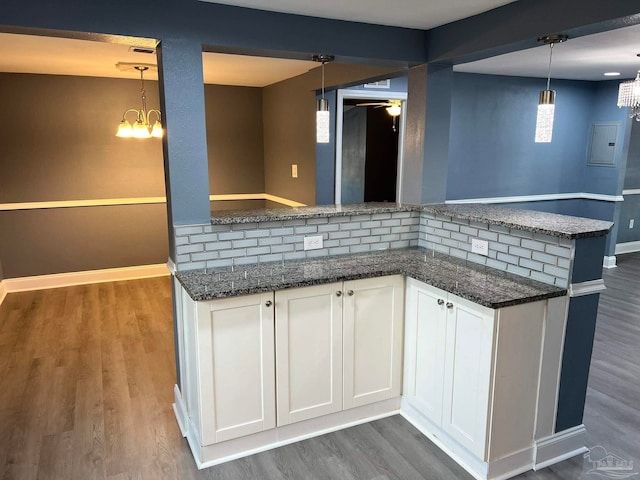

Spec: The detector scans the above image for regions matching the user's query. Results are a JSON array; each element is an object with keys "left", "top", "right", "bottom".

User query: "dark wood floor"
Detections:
[{"left": 1, "top": 254, "right": 639, "bottom": 479}]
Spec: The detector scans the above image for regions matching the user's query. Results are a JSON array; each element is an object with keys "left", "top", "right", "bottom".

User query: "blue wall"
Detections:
[
  {"left": 447, "top": 73, "right": 596, "bottom": 199},
  {"left": 618, "top": 121, "right": 640, "bottom": 244}
]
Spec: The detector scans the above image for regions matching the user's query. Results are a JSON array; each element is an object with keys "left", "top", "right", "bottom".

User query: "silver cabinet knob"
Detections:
[
  {"left": 336, "top": 291, "right": 343, "bottom": 297},
  {"left": 265, "top": 300, "right": 273, "bottom": 307},
  {"left": 446, "top": 302, "right": 454, "bottom": 309},
  {"left": 347, "top": 290, "right": 354, "bottom": 296},
  {"left": 437, "top": 299, "right": 445, "bottom": 305}
]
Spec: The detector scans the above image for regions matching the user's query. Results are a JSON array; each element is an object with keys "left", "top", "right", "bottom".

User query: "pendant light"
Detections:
[
  {"left": 617, "top": 54, "right": 640, "bottom": 121},
  {"left": 313, "top": 54, "right": 334, "bottom": 144},
  {"left": 116, "top": 65, "right": 163, "bottom": 139},
  {"left": 535, "top": 35, "right": 568, "bottom": 143}
]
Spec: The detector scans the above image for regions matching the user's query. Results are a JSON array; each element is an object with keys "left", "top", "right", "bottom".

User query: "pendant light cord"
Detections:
[
  {"left": 546, "top": 42, "right": 554, "bottom": 91},
  {"left": 321, "top": 61, "right": 325, "bottom": 99}
]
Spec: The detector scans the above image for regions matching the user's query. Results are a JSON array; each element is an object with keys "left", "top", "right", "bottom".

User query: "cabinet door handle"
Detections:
[
  {"left": 347, "top": 290, "right": 354, "bottom": 296},
  {"left": 336, "top": 291, "right": 343, "bottom": 297},
  {"left": 265, "top": 300, "right": 273, "bottom": 307},
  {"left": 437, "top": 298, "right": 445, "bottom": 305},
  {"left": 446, "top": 302, "right": 454, "bottom": 309}
]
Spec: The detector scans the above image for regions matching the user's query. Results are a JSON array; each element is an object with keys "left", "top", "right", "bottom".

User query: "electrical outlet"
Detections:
[
  {"left": 303, "top": 235, "right": 323, "bottom": 250},
  {"left": 291, "top": 164, "right": 298, "bottom": 178},
  {"left": 471, "top": 238, "right": 489, "bottom": 256},
  {"left": 630, "top": 219, "right": 635, "bottom": 229}
]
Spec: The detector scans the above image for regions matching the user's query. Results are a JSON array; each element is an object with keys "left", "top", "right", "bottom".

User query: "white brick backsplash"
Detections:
[
  {"left": 498, "top": 234, "right": 520, "bottom": 246},
  {"left": 508, "top": 246, "right": 532, "bottom": 259},
  {"left": 232, "top": 238, "right": 258, "bottom": 248},
  {"left": 218, "top": 231, "right": 244, "bottom": 241},
  {"left": 174, "top": 211, "right": 575, "bottom": 288},
  {"left": 545, "top": 244, "right": 572, "bottom": 258},
  {"left": 232, "top": 222, "right": 258, "bottom": 230},
  {"left": 175, "top": 225, "right": 203, "bottom": 236}
]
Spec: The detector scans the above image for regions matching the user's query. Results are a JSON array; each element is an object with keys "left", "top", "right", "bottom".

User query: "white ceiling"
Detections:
[
  {"left": 197, "top": 0, "right": 519, "bottom": 30},
  {"left": 456, "top": 24, "right": 640, "bottom": 81},
  {"left": 0, "top": 33, "right": 318, "bottom": 86}
]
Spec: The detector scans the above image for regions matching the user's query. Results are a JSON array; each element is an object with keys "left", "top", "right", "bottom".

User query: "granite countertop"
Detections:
[
  {"left": 210, "top": 203, "right": 416, "bottom": 224},
  {"left": 176, "top": 247, "right": 565, "bottom": 309},
  {"left": 210, "top": 202, "right": 612, "bottom": 239},
  {"left": 422, "top": 203, "right": 613, "bottom": 239}
]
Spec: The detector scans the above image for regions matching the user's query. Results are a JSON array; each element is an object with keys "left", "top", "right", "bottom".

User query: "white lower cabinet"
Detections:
[
  {"left": 181, "top": 275, "right": 405, "bottom": 447},
  {"left": 275, "top": 282, "right": 344, "bottom": 426},
  {"left": 276, "top": 275, "right": 405, "bottom": 425},
  {"left": 342, "top": 275, "right": 405, "bottom": 409},
  {"left": 404, "top": 278, "right": 547, "bottom": 469},
  {"left": 194, "top": 292, "right": 276, "bottom": 445}
]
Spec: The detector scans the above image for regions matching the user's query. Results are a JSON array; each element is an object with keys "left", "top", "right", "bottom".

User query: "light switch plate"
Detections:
[
  {"left": 471, "top": 238, "right": 489, "bottom": 256},
  {"left": 303, "top": 235, "right": 323, "bottom": 250},
  {"left": 291, "top": 164, "right": 298, "bottom": 178},
  {"left": 630, "top": 219, "right": 635, "bottom": 229}
]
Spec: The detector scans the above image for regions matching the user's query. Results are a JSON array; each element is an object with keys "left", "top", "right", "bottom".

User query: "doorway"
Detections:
[{"left": 335, "top": 89, "right": 407, "bottom": 204}]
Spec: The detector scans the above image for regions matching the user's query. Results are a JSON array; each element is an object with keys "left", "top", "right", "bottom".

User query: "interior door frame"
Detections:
[{"left": 335, "top": 89, "right": 407, "bottom": 205}]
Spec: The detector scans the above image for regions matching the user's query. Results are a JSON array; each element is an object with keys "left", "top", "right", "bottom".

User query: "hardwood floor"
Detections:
[{"left": 1, "top": 254, "right": 638, "bottom": 479}]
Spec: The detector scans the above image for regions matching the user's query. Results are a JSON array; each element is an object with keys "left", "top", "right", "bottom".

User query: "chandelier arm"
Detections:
[
  {"left": 147, "top": 109, "right": 162, "bottom": 123},
  {"left": 121, "top": 108, "right": 142, "bottom": 121}
]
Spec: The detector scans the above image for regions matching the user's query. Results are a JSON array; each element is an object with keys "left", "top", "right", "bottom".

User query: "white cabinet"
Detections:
[
  {"left": 343, "top": 275, "right": 404, "bottom": 409},
  {"left": 275, "top": 282, "right": 343, "bottom": 426},
  {"left": 276, "top": 275, "right": 405, "bottom": 425},
  {"left": 404, "top": 278, "right": 546, "bottom": 463},
  {"left": 194, "top": 292, "right": 276, "bottom": 445}
]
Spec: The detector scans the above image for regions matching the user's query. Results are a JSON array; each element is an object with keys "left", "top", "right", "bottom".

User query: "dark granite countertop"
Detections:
[
  {"left": 176, "top": 247, "right": 565, "bottom": 309},
  {"left": 210, "top": 202, "right": 612, "bottom": 239},
  {"left": 210, "top": 203, "right": 416, "bottom": 224},
  {"left": 421, "top": 204, "right": 613, "bottom": 239}
]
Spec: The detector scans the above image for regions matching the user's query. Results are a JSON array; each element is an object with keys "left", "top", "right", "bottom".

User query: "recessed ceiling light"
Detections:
[{"left": 604, "top": 72, "right": 621, "bottom": 77}]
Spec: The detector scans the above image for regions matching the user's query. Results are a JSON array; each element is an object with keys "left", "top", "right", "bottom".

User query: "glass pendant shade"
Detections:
[
  {"left": 316, "top": 98, "right": 330, "bottom": 144},
  {"left": 132, "top": 121, "right": 152, "bottom": 138},
  {"left": 151, "top": 120, "right": 164, "bottom": 138},
  {"left": 116, "top": 120, "right": 133, "bottom": 137},
  {"left": 535, "top": 90, "right": 555, "bottom": 143}
]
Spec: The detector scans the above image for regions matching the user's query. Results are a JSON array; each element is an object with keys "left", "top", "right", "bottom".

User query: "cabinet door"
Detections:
[
  {"left": 441, "top": 294, "right": 495, "bottom": 459},
  {"left": 275, "top": 283, "right": 343, "bottom": 426},
  {"left": 403, "top": 279, "right": 448, "bottom": 425},
  {"left": 196, "top": 292, "right": 276, "bottom": 445},
  {"left": 343, "top": 275, "right": 404, "bottom": 409}
]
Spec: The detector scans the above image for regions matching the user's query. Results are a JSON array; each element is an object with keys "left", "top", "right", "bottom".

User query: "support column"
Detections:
[
  {"left": 157, "top": 37, "right": 210, "bottom": 260},
  {"left": 402, "top": 63, "right": 453, "bottom": 204}
]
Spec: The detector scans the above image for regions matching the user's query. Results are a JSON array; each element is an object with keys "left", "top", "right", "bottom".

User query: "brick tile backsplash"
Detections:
[
  {"left": 418, "top": 212, "right": 573, "bottom": 287},
  {"left": 175, "top": 209, "right": 574, "bottom": 288}
]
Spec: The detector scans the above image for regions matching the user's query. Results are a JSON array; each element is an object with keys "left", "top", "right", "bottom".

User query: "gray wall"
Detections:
[
  {"left": 0, "top": 74, "right": 269, "bottom": 279},
  {"left": 204, "top": 84, "right": 265, "bottom": 195},
  {"left": 0, "top": 73, "right": 168, "bottom": 279}
]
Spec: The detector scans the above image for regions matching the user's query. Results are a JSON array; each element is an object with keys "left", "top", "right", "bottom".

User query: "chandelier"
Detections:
[
  {"left": 116, "top": 65, "right": 163, "bottom": 138},
  {"left": 617, "top": 59, "right": 640, "bottom": 121}
]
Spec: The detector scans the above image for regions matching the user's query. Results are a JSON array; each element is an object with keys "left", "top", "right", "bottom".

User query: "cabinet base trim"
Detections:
[
  {"left": 173, "top": 384, "right": 188, "bottom": 438},
  {"left": 174, "top": 387, "right": 401, "bottom": 470},
  {"left": 401, "top": 400, "right": 536, "bottom": 480},
  {"left": 533, "top": 425, "right": 587, "bottom": 470}
]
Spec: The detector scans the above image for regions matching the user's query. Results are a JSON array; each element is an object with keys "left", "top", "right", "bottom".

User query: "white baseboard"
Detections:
[
  {"left": 445, "top": 192, "right": 623, "bottom": 205},
  {"left": 615, "top": 241, "right": 640, "bottom": 255},
  {"left": 1, "top": 263, "right": 170, "bottom": 296},
  {"left": 0, "top": 280, "right": 7, "bottom": 306},
  {"left": 173, "top": 384, "right": 188, "bottom": 438},
  {"left": 569, "top": 279, "right": 606, "bottom": 297},
  {"left": 534, "top": 424, "right": 587, "bottom": 470},
  {"left": 603, "top": 256, "right": 617, "bottom": 269}
]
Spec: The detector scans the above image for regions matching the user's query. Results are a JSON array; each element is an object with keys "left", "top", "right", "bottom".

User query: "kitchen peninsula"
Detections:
[{"left": 171, "top": 203, "right": 612, "bottom": 480}]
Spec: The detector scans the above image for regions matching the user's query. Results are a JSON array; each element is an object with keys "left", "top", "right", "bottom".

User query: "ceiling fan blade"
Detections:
[{"left": 355, "top": 102, "right": 390, "bottom": 107}]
